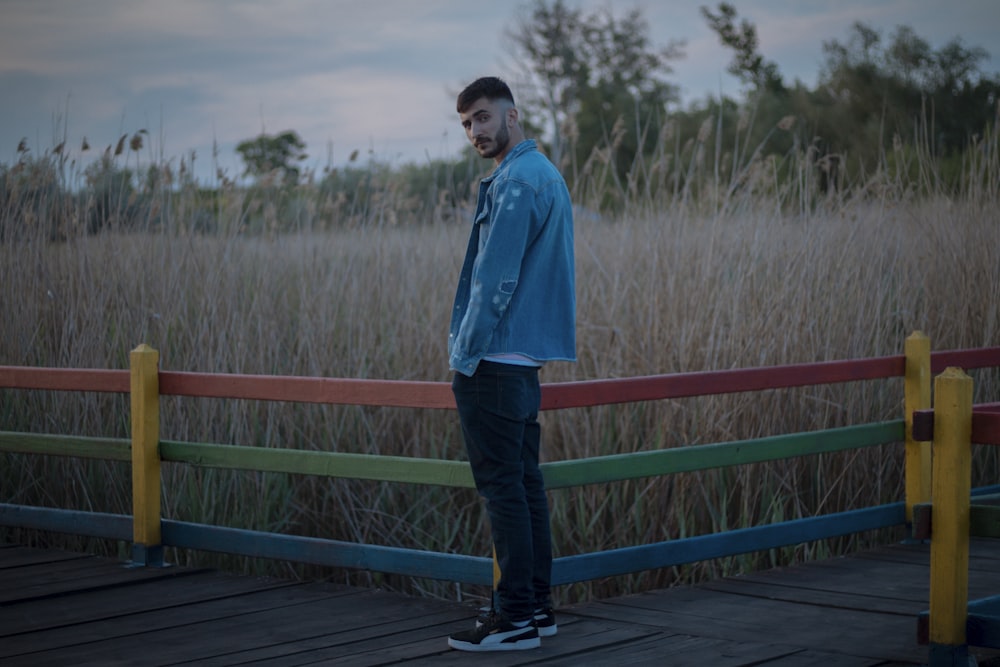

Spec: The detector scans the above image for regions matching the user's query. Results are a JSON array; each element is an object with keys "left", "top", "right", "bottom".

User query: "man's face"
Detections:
[{"left": 460, "top": 97, "right": 511, "bottom": 160}]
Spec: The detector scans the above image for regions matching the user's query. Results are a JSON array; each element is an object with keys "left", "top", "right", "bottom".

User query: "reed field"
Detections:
[{"left": 1, "top": 115, "right": 999, "bottom": 606}]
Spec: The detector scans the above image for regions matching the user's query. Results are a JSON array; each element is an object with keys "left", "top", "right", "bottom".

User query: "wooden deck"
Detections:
[{"left": 4, "top": 540, "right": 1000, "bottom": 666}]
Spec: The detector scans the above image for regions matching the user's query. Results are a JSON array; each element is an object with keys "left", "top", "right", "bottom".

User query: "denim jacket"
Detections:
[{"left": 449, "top": 140, "right": 576, "bottom": 376}]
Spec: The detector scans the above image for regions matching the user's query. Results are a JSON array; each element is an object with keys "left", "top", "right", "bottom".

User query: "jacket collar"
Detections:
[{"left": 483, "top": 139, "right": 536, "bottom": 182}]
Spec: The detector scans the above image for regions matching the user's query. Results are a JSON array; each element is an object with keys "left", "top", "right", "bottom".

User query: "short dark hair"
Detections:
[{"left": 456, "top": 76, "right": 515, "bottom": 113}]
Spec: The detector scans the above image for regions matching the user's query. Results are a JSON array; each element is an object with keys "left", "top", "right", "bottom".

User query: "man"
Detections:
[{"left": 446, "top": 76, "right": 576, "bottom": 652}]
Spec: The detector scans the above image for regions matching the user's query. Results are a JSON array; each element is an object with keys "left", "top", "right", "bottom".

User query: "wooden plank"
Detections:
[
  {"left": 6, "top": 587, "right": 461, "bottom": 666},
  {"left": 747, "top": 650, "right": 890, "bottom": 666},
  {"left": 932, "top": 347, "right": 1000, "bottom": 372},
  {"left": 0, "top": 366, "right": 129, "bottom": 392},
  {"left": 929, "top": 368, "right": 974, "bottom": 647},
  {"left": 541, "top": 356, "right": 905, "bottom": 409},
  {"left": 0, "top": 580, "right": 359, "bottom": 662},
  {"left": 724, "top": 568, "right": 929, "bottom": 605},
  {"left": 573, "top": 586, "right": 928, "bottom": 663},
  {"left": 699, "top": 576, "right": 921, "bottom": 615},
  {"left": 0, "top": 432, "right": 130, "bottom": 460},
  {"left": 158, "top": 370, "right": 456, "bottom": 408},
  {"left": 912, "top": 404, "right": 1000, "bottom": 444},
  {"left": 0, "top": 505, "right": 131, "bottom": 542},
  {"left": 904, "top": 331, "right": 932, "bottom": 526},
  {"left": 161, "top": 520, "right": 492, "bottom": 585},
  {"left": 543, "top": 421, "right": 904, "bottom": 488},
  {"left": 856, "top": 538, "right": 1000, "bottom": 571},
  {"left": 736, "top": 547, "right": 1000, "bottom": 608},
  {"left": 849, "top": 541, "right": 930, "bottom": 562},
  {"left": 181, "top": 606, "right": 474, "bottom": 666},
  {"left": 973, "top": 411, "right": 1000, "bottom": 445},
  {"left": 159, "top": 440, "right": 475, "bottom": 487},
  {"left": 130, "top": 343, "right": 161, "bottom": 551},
  {"left": 333, "top": 618, "right": 660, "bottom": 667},
  {"left": 0, "top": 556, "right": 125, "bottom": 592},
  {"left": 0, "top": 557, "right": 193, "bottom": 604},
  {"left": 0, "top": 570, "right": 301, "bottom": 636},
  {"left": 552, "top": 503, "right": 905, "bottom": 584},
  {"left": 162, "top": 422, "right": 902, "bottom": 490},
  {"left": 535, "top": 632, "right": 802, "bottom": 667},
  {"left": 773, "top": 557, "right": 936, "bottom": 593},
  {"left": 7, "top": 539, "right": 1000, "bottom": 664},
  {"left": 0, "top": 546, "right": 90, "bottom": 569},
  {"left": 204, "top": 604, "right": 507, "bottom": 666}
]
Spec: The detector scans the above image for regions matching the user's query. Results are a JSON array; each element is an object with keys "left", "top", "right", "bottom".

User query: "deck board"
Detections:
[{"left": 4, "top": 540, "right": 1000, "bottom": 665}]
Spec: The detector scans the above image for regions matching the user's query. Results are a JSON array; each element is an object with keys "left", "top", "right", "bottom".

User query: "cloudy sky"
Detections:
[{"left": 2, "top": 0, "right": 998, "bottom": 183}]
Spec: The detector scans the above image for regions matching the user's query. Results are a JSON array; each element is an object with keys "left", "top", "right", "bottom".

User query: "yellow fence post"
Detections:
[
  {"left": 928, "top": 367, "right": 973, "bottom": 660},
  {"left": 904, "top": 331, "right": 932, "bottom": 530},
  {"left": 130, "top": 344, "right": 163, "bottom": 566}
]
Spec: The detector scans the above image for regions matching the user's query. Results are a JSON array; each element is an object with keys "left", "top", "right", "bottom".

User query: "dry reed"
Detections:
[{"left": 1, "top": 115, "right": 999, "bottom": 605}]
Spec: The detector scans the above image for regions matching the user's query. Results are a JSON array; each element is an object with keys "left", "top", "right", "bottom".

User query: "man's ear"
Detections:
[{"left": 507, "top": 106, "right": 519, "bottom": 127}]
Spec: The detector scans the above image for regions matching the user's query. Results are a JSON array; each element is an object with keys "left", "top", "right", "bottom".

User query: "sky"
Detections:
[{"left": 2, "top": 0, "right": 999, "bottom": 184}]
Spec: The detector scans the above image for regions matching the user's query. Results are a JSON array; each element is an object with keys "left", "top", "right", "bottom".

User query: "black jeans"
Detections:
[{"left": 452, "top": 361, "right": 552, "bottom": 621}]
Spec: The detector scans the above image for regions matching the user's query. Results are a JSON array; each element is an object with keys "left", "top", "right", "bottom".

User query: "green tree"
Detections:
[
  {"left": 819, "top": 22, "right": 999, "bottom": 168},
  {"left": 698, "top": 11, "right": 999, "bottom": 196},
  {"left": 236, "top": 130, "right": 307, "bottom": 186},
  {"left": 506, "top": 0, "right": 682, "bottom": 195}
]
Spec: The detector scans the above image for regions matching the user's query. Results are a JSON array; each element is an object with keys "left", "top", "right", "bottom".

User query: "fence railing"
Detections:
[{"left": 3, "top": 332, "right": 1000, "bottom": 591}]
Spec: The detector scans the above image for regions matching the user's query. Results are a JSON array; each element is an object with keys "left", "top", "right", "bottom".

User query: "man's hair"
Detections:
[{"left": 456, "top": 77, "right": 515, "bottom": 113}]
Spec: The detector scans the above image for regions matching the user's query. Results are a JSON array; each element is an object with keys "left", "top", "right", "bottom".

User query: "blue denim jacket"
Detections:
[{"left": 449, "top": 139, "right": 576, "bottom": 376}]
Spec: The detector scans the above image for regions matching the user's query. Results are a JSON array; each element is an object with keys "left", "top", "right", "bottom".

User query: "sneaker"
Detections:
[
  {"left": 448, "top": 612, "right": 540, "bottom": 652},
  {"left": 534, "top": 607, "right": 557, "bottom": 637}
]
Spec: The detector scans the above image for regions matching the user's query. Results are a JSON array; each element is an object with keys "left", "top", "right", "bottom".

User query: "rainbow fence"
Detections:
[{"left": 2, "top": 332, "right": 1000, "bottom": 644}]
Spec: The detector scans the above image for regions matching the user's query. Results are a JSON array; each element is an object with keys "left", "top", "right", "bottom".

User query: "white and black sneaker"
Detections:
[
  {"left": 534, "top": 607, "right": 557, "bottom": 637},
  {"left": 448, "top": 612, "right": 540, "bottom": 652}
]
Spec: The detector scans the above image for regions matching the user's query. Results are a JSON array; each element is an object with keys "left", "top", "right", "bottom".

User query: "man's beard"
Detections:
[{"left": 479, "top": 122, "right": 510, "bottom": 159}]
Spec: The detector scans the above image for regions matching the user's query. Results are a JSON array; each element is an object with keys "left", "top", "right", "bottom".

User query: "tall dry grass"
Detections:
[{"left": 2, "top": 115, "right": 999, "bottom": 605}]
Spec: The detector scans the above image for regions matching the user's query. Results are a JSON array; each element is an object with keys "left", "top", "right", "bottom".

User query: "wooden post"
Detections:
[
  {"left": 928, "top": 367, "right": 973, "bottom": 659},
  {"left": 130, "top": 344, "right": 163, "bottom": 566},
  {"left": 904, "top": 331, "right": 932, "bottom": 530}
]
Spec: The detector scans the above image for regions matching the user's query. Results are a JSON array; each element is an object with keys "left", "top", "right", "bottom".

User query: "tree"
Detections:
[
  {"left": 236, "top": 130, "right": 307, "bottom": 186},
  {"left": 885, "top": 26, "right": 931, "bottom": 87},
  {"left": 505, "top": 0, "right": 588, "bottom": 169},
  {"left": 506, "top": 0, "right": 682, "bottom": 187},
  {"left": 701, "top": 3, "right": 784, "bottom": 94},
  {"left": 819, "top": 22, "right": 999, "bottom": 162}
]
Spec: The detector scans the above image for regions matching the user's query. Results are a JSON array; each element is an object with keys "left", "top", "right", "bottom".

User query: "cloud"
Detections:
[{"left": 1, "top": 0, "right": 998, "bottom": 178}]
